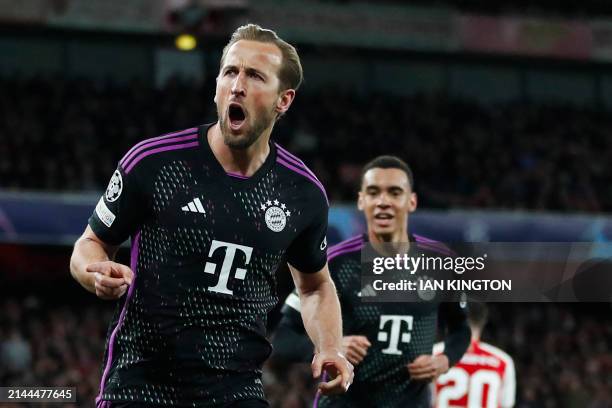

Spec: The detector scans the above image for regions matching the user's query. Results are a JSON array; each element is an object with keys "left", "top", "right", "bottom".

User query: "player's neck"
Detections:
[
  {"left": 369, "top": 229, "right": 410, "bottom": 253},
  {"left": 208, "top": 123, "right": 272, "bottom": 177}
]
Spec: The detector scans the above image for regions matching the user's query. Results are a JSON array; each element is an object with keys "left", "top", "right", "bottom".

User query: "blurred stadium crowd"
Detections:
[
  {"left": 1, "top": 76, "right": 609, "bottom": 212},
  {"left": 325, "top": 0, "right": 612, "bottom": 17},
  {"left": 1, "top": 297, "right": 610, "bottom": 407}
]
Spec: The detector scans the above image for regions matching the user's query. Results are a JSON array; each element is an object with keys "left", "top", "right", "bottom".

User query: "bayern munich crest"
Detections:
[
  {"left": 105, "top": 170, "right": 123, "bottom": 202},
  {"left": 261, "top": 199, "right": 291, "bottom": 232}
]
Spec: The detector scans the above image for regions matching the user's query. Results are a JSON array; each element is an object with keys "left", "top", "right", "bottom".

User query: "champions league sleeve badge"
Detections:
[
  {"left": 260, "top": 199, "right": 290, "bottom": 232},
  {"left": 105, "top": 170, "right": 123, "bottom": 202}
]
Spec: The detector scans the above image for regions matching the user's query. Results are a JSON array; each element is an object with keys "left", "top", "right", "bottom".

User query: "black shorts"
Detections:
[{"left": 109, "top": 399, "right": 269, "bottom": 408}]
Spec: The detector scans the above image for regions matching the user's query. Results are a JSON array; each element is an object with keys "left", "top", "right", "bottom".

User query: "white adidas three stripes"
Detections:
[{"left": 182, "top": 198, "right": 206, "bottom": 214}]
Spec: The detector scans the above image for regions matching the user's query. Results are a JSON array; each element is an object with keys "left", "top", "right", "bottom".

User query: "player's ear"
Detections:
[
  {"left": 275, "top": 89, "right": 295, "bottom": 115},
  {"left": 213, "top": 74, "right": 220, "bottom": 104},
  {"left": 357, "top": 191, "right": 365, "bottom": 212},
  {"left": 408, "top": 192, "right": 417, "bottom": 213}
]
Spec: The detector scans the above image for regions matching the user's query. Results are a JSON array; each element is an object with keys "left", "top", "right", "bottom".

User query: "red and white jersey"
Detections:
[{"left": 432, "top": 340, "right": 516, "bottom": 408}]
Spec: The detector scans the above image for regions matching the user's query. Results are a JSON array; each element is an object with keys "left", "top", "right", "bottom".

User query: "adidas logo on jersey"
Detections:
[{"left": 182, "top": 198, "right": 206, "bottom": 214}]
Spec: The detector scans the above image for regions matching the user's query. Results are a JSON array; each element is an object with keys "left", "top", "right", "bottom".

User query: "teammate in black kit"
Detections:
[
  {"left": 272, "top": 156, "right": 471, "bottom": 408},
  {"left": 70, "top": 24, "right": 353, "bottom": 407}
]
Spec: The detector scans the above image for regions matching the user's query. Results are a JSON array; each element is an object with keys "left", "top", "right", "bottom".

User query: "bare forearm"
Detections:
[
  {"left": 300, "top": 280, "right": 343, "bottom": 353},
  {"left": 289, "top": 265, "right": 354, "bottom": 392},
  {"left": 70, "top": 236, "right": 112, "bottom": 293}
]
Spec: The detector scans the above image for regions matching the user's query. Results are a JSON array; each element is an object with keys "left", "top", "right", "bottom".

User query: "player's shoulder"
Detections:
[
  {"left": 274, "top": 143, "right": 328, "bottom": 206},
  {"left": 118, "top": 127, "right": 201, "bottom": 174},
  {"left": 477, "top": 341, "right": 514, "bottom": 366},
  {"left": 327, "top": 235, "right": 366, "bottom": 264},
  {"left": 412, "top": 233, "right": 455, "bottom": 257}
]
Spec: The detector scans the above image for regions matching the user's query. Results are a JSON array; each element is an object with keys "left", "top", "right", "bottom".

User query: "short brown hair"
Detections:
[{"left": 220, "top": 24, "right": 303, "bottom": 92}]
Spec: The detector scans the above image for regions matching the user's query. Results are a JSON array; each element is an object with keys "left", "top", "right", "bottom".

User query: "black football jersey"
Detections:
[
  {"left": 280, "top": 234, "right": 468, "bottom": 408},
  {"left": 89, "top": 124, "right": 329, "bottom": 407}
]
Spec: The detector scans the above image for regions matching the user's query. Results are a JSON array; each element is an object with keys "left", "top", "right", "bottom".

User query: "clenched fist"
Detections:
[
  {"left": 87, "top": 261, "right": 134, "bottom": 300},
  {"left": 342, "top": 335, "right": 371, "bottom": 365},
  {"left": 407, "top": 354, "right": 449, "bottom": 382}
]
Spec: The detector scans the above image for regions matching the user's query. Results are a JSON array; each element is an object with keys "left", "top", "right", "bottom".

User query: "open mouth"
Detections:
[
  {"left": 374, "top": 213, "right": 394, "bottom": 227},
  {"left": 228, "top": 103, "right": 246, "bottom": 130}
]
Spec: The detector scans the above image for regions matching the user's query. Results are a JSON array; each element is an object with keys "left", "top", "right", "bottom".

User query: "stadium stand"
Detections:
[
  {"left": 1, "top": 77, "right": 609, "bottom": 213},
  {"left": 1, "top": 296, "right": 610, "bottom": 407}
]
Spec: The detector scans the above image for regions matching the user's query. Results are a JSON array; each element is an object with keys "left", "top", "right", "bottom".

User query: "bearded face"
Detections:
[
  {"left": 215, "top": 40, "right": 286, "bottom": 150},
  {"left": 217, "top": 98, "right": 277, "bottom": 150}
]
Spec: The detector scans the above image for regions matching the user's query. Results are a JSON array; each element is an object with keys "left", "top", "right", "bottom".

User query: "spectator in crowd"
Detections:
[
  {"left": 2, "top": 296, "right": 609, "bottom": 407},
  {"left": 1, "top": 77, "right": 610, "bottom": 213}
]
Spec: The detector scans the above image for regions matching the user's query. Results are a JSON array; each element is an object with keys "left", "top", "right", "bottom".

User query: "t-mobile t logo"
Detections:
[
  {"left": 377, "top": 315, "right": 414, "bottom": 355},
  {"left": 204, "top": 240, "right": 253, "bottom": 295}
]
